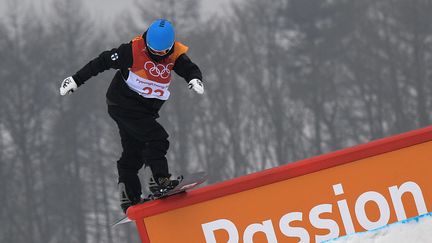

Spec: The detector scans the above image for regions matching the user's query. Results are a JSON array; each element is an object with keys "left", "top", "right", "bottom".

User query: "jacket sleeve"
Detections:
[
  {"left": 72, "top": 42, "right": 133, "bottom": 86},
  {"left": 173, "top": 54, "right": 203, "bottom": 83}
]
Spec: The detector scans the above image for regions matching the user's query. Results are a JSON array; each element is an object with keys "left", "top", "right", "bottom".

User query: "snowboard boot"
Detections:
[
  {"left": 148, "top": 175, "right": 181, "bottom": 197},
  {"left": 118, "top": 182, "right": 143, "bottom": 213}
]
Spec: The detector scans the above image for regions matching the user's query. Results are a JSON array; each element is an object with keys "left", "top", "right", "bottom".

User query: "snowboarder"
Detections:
[{"left": 59, "top": 19, "right": 204, "bottom": 213}]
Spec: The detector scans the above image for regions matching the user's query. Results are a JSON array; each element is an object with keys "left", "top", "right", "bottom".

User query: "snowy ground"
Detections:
[{"left": 327, "top": 212, "right": 432, "bottom": 243}]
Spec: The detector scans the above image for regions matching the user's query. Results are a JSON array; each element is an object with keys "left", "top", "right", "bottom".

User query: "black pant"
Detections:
[{"left": 108, "top": 105, "right": 170, "bottom": 201}]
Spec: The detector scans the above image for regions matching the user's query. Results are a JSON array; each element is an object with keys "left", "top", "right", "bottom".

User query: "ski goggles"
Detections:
[{"left": 147, "top": 45, "right": 172, "bottom": 56}]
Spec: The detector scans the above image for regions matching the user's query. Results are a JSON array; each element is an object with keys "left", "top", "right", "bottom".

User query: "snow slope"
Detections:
[{"left": 327, "top": 212, "right": 432, "bottom": 243}]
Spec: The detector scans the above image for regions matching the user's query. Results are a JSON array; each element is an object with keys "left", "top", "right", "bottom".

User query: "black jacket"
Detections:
[{"left": 72, "top": 41, "right": 202, "bottom": 114}]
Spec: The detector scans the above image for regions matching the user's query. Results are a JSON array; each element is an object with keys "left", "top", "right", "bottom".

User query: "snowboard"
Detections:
[{"left": 112, "top": 171, "right": 207, "bottom": 227}]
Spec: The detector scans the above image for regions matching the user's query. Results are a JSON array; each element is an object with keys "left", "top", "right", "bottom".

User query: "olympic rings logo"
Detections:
[{"left": 144, "top": 61, "right": 173, "bottom": 79}]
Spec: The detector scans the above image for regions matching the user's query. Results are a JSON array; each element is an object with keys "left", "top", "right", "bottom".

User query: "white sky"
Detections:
[
  {"left": 0, "top": 0, "right": 237, "bottom": 36},
  {"left": 0, "top": 0, "right": 233, "bottom": 23}
]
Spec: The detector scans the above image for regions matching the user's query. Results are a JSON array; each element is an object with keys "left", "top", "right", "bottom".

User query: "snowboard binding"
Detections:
[{"left": 148, "top": 175, "right": 184, "bottom": 199}]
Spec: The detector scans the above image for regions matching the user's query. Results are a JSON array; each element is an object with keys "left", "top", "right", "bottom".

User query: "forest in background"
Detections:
[{"left": 1, "top": 0, "right": 431, "bottom": 242}]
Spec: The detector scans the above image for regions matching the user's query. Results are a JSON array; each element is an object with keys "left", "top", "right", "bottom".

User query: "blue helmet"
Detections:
[{"left": 146, "top": 19, "right": 175, "bottom": 53}]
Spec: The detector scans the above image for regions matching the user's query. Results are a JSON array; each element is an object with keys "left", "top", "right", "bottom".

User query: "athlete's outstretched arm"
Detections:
[
  {"left": 73, "top": 43, "right": 133, "bottom": 85},
  {"left": 60, "top": 43, "right": 133, "bottom": 95},
  {"left": 173, "top": 54, "right": 202, "bottom": 82},
  {"left": 174, "top": 54, "right": 204, "bottom": 94}
]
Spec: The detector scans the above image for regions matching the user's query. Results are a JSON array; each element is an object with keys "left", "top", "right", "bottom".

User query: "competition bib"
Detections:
[{"left": 125, "top": 69, "right": 171, "bottom": 100}]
